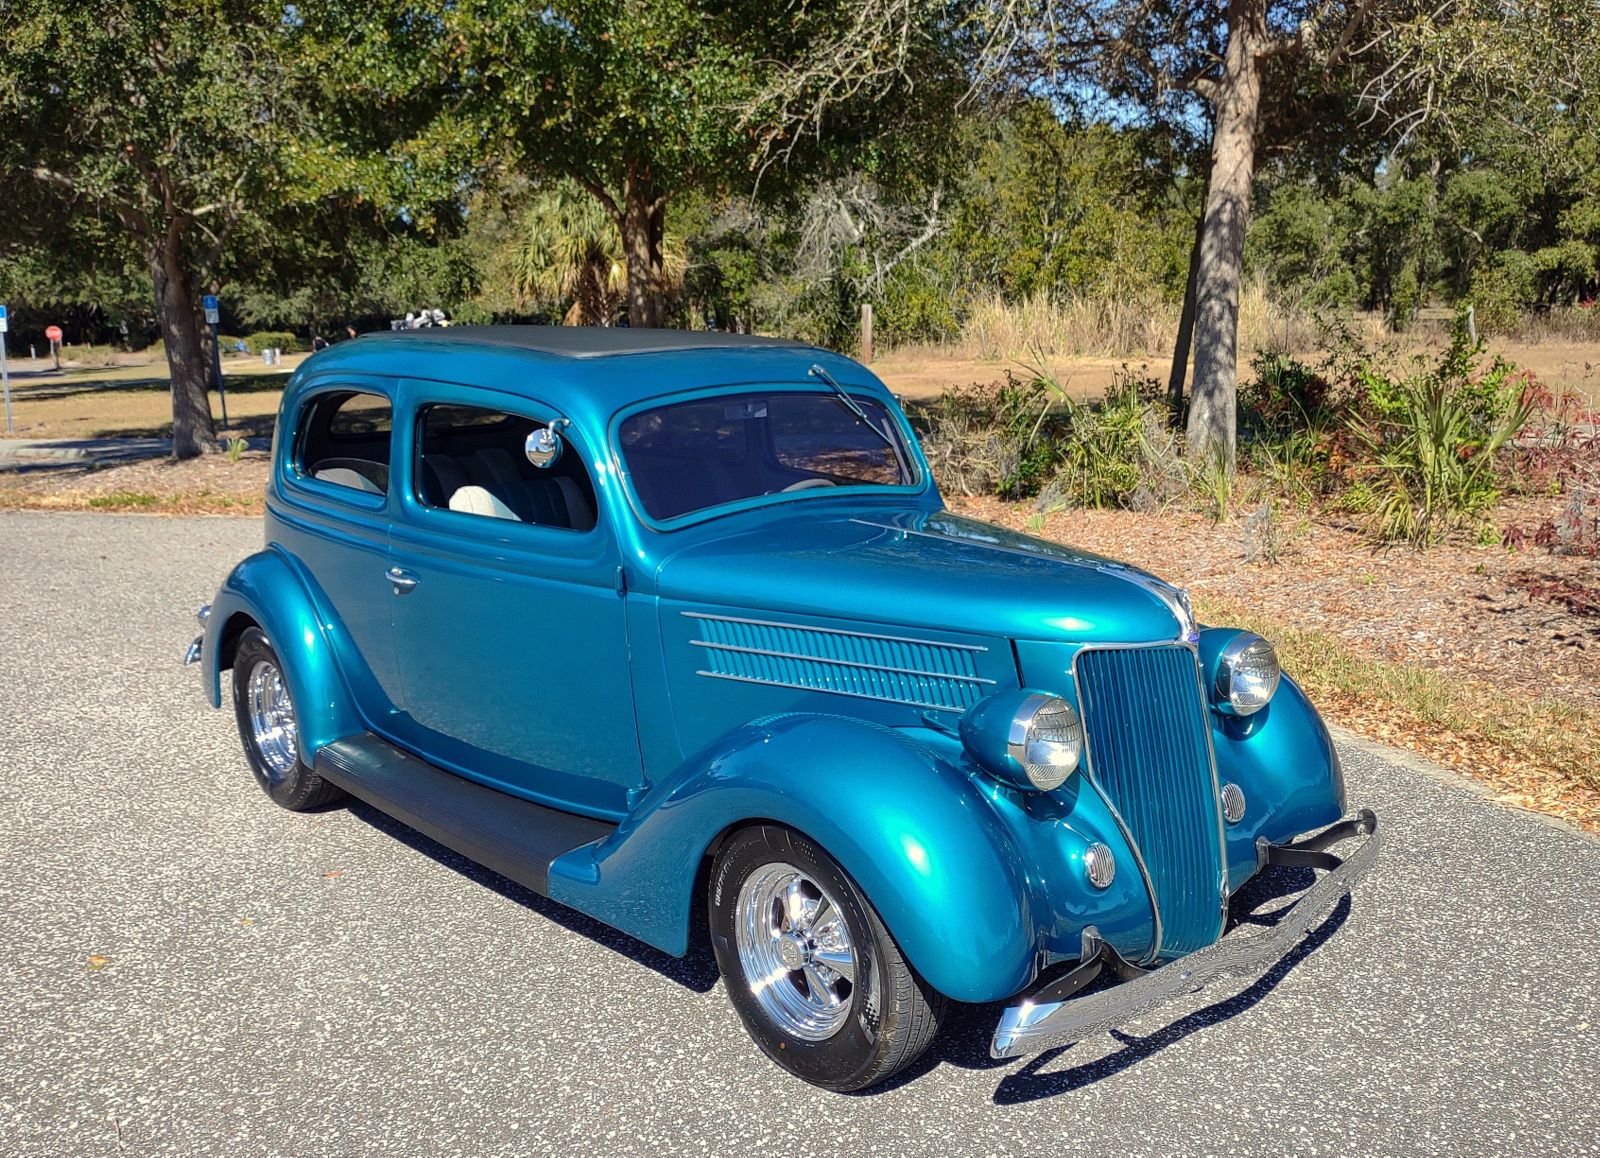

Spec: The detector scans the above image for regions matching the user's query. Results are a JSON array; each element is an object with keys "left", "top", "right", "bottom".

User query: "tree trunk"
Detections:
[
  {"left": 620, "top": 162, "right": 665, "bottom": 328},
  {"left": 1167, "top": 208, "right": 1206, "bottom": 424},
  {"left": 149, "top": 230, "right": 216, "bottom": 459},
  {"left": 1187, "top": 0, "right": 1269, "bottom": 470}
]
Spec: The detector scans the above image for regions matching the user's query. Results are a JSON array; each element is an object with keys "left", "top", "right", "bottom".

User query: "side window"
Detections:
[
  {"left": 297, "top": 390, "right": 392, "bottom": 496},
  {"left": 414, "top": 402, "right": 598, "bottom": 532}
]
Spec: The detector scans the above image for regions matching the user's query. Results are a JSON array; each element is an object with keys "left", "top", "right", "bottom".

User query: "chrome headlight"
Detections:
[
  {"left": 1214, "top": 633, "right": 1281, "bottom": 716},
  {"left": 960, "top": 690, "right": 1083, "bottom": 792}
]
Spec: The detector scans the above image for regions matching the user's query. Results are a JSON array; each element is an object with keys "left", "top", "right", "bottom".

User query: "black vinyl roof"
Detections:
[{"left": 367, "top": 325, "right": 811, "bottom": 359}]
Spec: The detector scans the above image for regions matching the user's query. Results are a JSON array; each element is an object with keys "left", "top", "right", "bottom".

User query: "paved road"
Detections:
[{"left": 2, "top": 511, "right": 1596, "bottom": 1156}]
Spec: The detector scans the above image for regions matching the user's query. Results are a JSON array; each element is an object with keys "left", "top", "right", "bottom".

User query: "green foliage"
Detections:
[
  {"left": 87, "top": 491, "right": 161, "bottom": 510},
  {"left": 1048, "top": 372, "right": 1184, "bottom": 511},
  {"left": 878, "top": 262, "right": 961, "bottom": 345},
  {"left": 1239, "top": 346, "right": 1349, "bottom": 503},
  {"left": 1469, "top": 251, "right": 1540, "bottom": 335},
  {"left": 919, "top": 373, "right": 1065, "bottom": 500},
  {"left": 510, "top": 187, "right": 631, "bottom": 325},
  {"left": 242, "top": 332, "right": 303, "bottom": 355},
  {"left": 1240, "top": 312, "right": 1548, "bottom": 544},
  {"left": 1246, "top": 184, "right": 1358, "bottom": 309},
  {"left": 1348, "top": 320, "right": 1536, "bottom": 545},
  {"left": 920, "top": 365, "right": 1183, "bottom": 510},
  {"left": 944, "top": 112, "right": 1193, "bottom": 306}
]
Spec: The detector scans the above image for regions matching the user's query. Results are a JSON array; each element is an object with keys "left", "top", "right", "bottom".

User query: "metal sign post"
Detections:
[
  {"left": 202, "top": 295, "right": 228, "bottom": 428},
  {"left": 0, "top": 305, "right": 11, "bottom": 434}
]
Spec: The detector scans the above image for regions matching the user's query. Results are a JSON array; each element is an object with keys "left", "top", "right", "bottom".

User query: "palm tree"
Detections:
[{"left": 513, "top": 186, "right": 686, "bottom": 325}]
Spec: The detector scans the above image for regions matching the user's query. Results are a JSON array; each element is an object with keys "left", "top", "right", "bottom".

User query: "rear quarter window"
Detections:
[{"left": 296, "top": 390, "right": 393, "bottom": 495}]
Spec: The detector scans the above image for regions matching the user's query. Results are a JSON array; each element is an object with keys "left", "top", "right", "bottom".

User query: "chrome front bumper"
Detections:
[
  {"left": 991, "top": 808, "right": 1381, "bottom": 1058},
  {"left": 183, "top": 603, "right": 210, "bottom": 666}
]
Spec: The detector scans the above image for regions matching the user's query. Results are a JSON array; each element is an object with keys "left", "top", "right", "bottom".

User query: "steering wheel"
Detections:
[{"left": 780, "top": 478, "right": 838, "bottom": 493}]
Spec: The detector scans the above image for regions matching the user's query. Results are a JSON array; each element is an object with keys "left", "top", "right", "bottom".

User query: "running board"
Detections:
[{"left": 314, "top": 733, "right": 618, "bottom": 896}]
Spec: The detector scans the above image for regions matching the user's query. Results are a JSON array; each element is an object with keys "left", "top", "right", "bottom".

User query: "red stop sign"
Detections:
[{"left": 45, "top": 325, "right": 63, "bottom": 342}]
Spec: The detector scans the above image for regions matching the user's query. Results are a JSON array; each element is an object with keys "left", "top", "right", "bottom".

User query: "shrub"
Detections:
[
  {"left": 1240, "top": 347, "right": 1350, "bottom": 503},
  {"left": 1469, "top": 251, "right": 1539, "bottom": 336},
  {"left": 1045, "top": 369, "right": 1185, "bottom": 510},
  {"left": 919, "top": 371, "right": 1064, "bottom": 499},
  {"left": 242, "top": 331, "right": 304, "bottom": 355},
  {"left": 1348, "top": 317, "right": 1535, "bottom": 545}
]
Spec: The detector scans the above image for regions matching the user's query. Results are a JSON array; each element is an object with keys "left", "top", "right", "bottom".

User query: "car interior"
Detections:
[
  {"left": 619, "top": 393, "right": 908, "bottom": 521},
  {"left": 299, "top": 390, "right": 393, "bottom": 495},
  {"left": 415, "top": 403, "right": 597, "bottom": 531},
  {"left": 297, "top": 392, "right": 597, "bottom": 532}
]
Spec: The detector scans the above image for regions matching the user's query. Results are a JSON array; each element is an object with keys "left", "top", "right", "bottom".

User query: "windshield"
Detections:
[{"left": 618, "top": 390, "right": 917, "bottom": 522}]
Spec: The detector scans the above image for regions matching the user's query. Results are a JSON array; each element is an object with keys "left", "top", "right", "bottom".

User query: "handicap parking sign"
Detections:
[
  {"left": 0, "top": 304, "right": 8, "bottom": 333},
  {"left": 202, "top": 295, "right": 219, "bottom": 325}
]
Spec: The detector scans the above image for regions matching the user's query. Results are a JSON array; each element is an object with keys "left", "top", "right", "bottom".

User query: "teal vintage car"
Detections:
[{"left": 187, "top": 326, "right": 1379, "bottom": 1091}]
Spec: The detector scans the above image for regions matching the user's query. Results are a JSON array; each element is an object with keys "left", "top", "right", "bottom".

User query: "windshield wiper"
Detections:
[{"left": 808, "top": 364, "right": 901, "bottom": 463}]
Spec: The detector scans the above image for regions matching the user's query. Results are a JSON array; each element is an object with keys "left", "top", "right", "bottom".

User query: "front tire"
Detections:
[
  {"left": 230, "top": 627, "right": 344, "bottom": 811},
  {"left": 709, "top": 824, "right": 944, "bottom": 1091}
]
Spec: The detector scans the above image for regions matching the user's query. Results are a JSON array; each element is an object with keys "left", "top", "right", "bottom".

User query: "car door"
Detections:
[
  {"left": 382, "top": 383, "right": 643, "bottom": 819},
  {"left": 272, "top": 381, "right": 403, "bottom": 714}
]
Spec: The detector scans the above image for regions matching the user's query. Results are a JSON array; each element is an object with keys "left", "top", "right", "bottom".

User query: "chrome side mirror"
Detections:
[{"left": 525, "top": 423, "right": 564, "bottom": 469}]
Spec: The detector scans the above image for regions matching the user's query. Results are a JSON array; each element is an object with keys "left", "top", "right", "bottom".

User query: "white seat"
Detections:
[
  {"left": 448, "top": 484, "right": 522, "bottom": 521},
  {"left": 313, "top": 466, "right": 382, "bottom": 494}
]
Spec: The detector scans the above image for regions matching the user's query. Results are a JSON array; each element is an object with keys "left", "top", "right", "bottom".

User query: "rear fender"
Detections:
[
  {"left": 200, "top": 548, "right": 361, "bottom": 764},
  {"left": 547, "top": 714, "right": 1039, "bottom": 1003}
]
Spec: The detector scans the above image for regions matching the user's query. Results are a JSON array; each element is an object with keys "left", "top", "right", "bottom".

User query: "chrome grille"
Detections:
[
  {"left": 686, "top": 612, "right": 992, "bottom": 713},
  {"left": 1075, "top": 644, "right": 1226, "bottom": 957}
]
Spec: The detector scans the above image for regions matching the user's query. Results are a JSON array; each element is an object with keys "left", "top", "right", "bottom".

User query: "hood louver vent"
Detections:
[{"left": 686, "top": 612, "right": 993, "bottom": 713}]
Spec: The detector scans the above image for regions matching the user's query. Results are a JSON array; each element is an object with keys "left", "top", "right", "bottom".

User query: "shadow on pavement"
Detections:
[
  {"left": 10, "top": 369, "right": 292, "bottom": 399},
  {"left": 860, "top": 864, "right": 1352, "bottom": 1100},
  {"left": 343, "top": 799, "right": 1357, "bottom": 1094},
  {"left": 345, "top": 799, "right": 722, "bottom": 994},
  {"left": 106, "top": 414, "right": 278, "bottom": 440}
]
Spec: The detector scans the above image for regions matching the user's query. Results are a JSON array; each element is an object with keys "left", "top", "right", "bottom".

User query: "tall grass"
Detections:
[
  {"left": 949, "top": 283, "right": 1322, "bottom": 363},
  {"left": 1506, "top": 305, "right": 1600, "bottom": 345},
  {"left": 960, "top": 291, "right": 1178, "bottom": 359}
]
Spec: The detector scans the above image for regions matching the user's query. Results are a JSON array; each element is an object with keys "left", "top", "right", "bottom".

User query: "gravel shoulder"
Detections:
[{"left": 1, "top": 511, "right": 1596, "bottom": 1157}]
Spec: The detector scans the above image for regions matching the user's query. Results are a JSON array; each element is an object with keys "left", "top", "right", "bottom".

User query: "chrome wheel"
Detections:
[
  {"left": 245, "top": 660, "right": 298, "bottom": 782},
  {"left": 733, "top": 862, "right": 858, "bottom": 1042}
]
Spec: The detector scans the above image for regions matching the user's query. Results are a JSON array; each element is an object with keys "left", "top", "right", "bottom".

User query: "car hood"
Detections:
[{"left": 653, "top": 508, "right": 1190, "bottom": 644}]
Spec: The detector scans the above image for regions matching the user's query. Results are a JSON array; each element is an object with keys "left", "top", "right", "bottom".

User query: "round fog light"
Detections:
[
  {"left": 1220, "top": 782, "right": 1246, "bottom": 824},
  {"left": 1083, "top": 842, "right": 1115, "bottom": 889}
]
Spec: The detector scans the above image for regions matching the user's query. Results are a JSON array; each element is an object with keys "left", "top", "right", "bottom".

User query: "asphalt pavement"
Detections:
[{"left": 1, "top": 510, "right": 1596, "bottom": 1156}]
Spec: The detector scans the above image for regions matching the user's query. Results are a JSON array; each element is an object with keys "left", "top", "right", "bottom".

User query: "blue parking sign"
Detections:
[
  {"left": 202, "top": 295, "right": 220, "bottom": 325},
  {"left": 0, "top": 304, "right": 8, "bottom": 333}
]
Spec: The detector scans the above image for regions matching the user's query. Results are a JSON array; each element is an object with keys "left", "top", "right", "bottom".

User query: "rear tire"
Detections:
[
  {"left": 709, "top": 824, "right": 944, "bottom": 1091},
  {"left": 230, "top": 627, "right": 344, "bottom": 811}
]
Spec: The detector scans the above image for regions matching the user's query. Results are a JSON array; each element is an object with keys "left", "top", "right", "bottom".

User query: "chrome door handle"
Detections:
[{"left": 386, "top": 567, "right": 419, "bottom": 595}]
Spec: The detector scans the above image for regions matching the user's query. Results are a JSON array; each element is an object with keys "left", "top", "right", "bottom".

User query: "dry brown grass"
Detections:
[
  {"left": 937, "top": 284, "right": 1323, "bottom": 362},
  {"left": 0, "top": 356, "right": 305, "bottom": 441},
  {"left": 1199, "top": 594, "right": 1600, "bottom": 833},
  {"left": 875, "top": 290, "right": 1600, "bottom": 407}
]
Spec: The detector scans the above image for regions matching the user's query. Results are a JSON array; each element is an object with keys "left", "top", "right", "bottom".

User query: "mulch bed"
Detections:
[
  {"left": 0, "top": 451, "right": 270, "bottom": 514},
  {"left": 947, "top": 494, "right": 1598, "bottom": 714}
]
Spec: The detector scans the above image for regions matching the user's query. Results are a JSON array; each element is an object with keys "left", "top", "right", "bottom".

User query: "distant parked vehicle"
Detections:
[
  {"left": 391, "top": 308, "right": 449, "bottom": 331},
  {"left": 186, "top": 326, "right": 1379, "bottom": 1091}
]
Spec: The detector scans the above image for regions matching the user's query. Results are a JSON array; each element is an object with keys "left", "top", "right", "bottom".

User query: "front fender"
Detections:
[
  {"left": 547, "top": 714, "right": 1040, "bottom": 1003},
  {"left": 1210, "top": 673, "right": 1346, "bottom": 888},
  {"left": 200, "top": 548, "right": 362, "bottom": 764}
]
